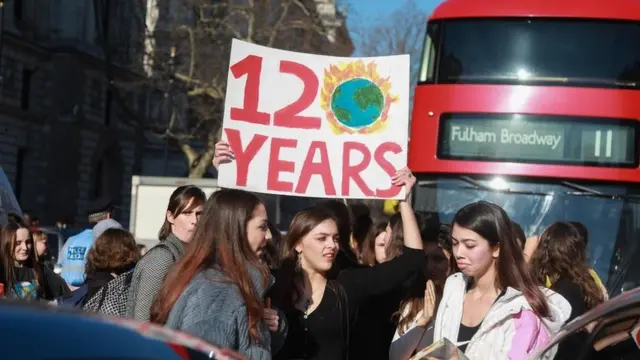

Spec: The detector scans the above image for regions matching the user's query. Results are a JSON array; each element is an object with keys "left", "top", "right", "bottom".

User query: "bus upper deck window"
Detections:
[{"left": 419, "top": 23, "right": 439, "bottom": 83}]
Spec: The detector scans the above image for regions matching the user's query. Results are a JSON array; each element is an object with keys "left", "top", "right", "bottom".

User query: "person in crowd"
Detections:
[
  {"left": 432, "top": 201, "right": 571, "bottom": 359},
  {"left": 355, "top": 211, "right": 413, "bottom": 360},
  {"left": 349, "top": 202, "right": 373, "bottom": 263},
  {"left": 56, "top": 220, "right": 126, "bottom": 306},
  {"left": 150, "top": 189, "right": 286, "bottom": 359},
  {"left": 437, "top": 223, "right": 457, "bottom": 273},
  {"left": 127, "top": 185, "right": 206, "bottom": 321},
  {"left": 529, "top": 222, "right": 606, "bottom": 360},
  {"left": 33, "top": 230, "right": 54, "bottom": 270},
  {"left": 7, "top": 213, "right": 23, "bottom": 226},
  {"left": 0, "top": 223, "right": 69, "bottom": 300},
  {"left": 389, "top": 224, "right": 453, "bottom": 360},
  {"left": 80, "top": 227, "right": 140, "bottom": 316},
  {"left": 512, "top": 221, "right": 526, "bottom": 250},
  {"left": 568, "top": 221, "right": 608, "bottom": 300},
  {"left": 137, "top": 244, "right": 148, "bottom": 257},
  {"left": 263, "top": 222, "right": 283, "bottom": 269},
  {"left": 22, "top": 212, "right": 36, "bottom": 230},
  {"left": 57, "top": 196, "right": 116, "bottom": 289},
  {"left": 269, "top": 168, "right": 424, "bottom": 360},
  {"left": 361, "top": 216, "right": 391, "bottom": 266}
]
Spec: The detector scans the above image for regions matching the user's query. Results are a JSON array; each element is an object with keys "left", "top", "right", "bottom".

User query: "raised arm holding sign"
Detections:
[{"left": 217, "top": 39, "right": 410, "bottom": 200}]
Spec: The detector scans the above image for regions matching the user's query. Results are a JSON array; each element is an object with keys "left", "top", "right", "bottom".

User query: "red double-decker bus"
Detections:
[{"left": 408, "top": 0, "right": 640, "bottom": 296}]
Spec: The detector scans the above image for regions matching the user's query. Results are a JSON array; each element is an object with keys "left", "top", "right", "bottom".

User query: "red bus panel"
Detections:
[
  {"left": 408, "top": 84, "right": 640, "bottom": 183},
  {"left": 430, "top": 0, "right": 640, "bottom": 21}
]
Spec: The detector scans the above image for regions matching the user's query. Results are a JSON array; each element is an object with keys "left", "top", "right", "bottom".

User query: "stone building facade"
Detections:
[{"left": 0, "top": 0, "right": 142, "bottom": 226}]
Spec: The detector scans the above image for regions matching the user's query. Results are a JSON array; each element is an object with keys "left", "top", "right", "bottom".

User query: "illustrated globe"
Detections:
[{"left": 330, "top": 78, "right": 384, "bottom": 129}]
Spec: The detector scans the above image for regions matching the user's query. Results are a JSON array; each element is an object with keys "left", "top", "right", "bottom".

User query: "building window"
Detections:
[
  {"left": 21, "top": 69, "right": 32, "bottom": 110},
  {"left": 88, "top": 78, "right": 103, "bottom": 111},
  {"left": 2, "top": 57, "right": 18, "bottom": 94},
  {"left": 93, "top": 155, "right": 108, "bottom": 199},
  {"left": 14, "top": 148, "right": 26, "bottom": 202},
  {"left": 14, "top": 0, "right": 23, "bottom": 22}
]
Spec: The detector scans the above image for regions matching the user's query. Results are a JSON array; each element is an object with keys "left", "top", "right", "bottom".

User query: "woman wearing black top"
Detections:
[
  {"left": 270, "top": 168, "right": 425, "bottom": 360},
  {"left": 0, "top": 223, "right": 69, "bottom": 300},
  {"left": 529, "top": 222, "right": 606, "bottom": 360}
]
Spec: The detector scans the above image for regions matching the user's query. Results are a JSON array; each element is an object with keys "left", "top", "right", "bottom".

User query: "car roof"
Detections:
[
  {"left": 530, "top": 287, "right": 640, "bottom": 358},
  {"left": 0, "top": 300, "right": 233, "bottom": 359}
]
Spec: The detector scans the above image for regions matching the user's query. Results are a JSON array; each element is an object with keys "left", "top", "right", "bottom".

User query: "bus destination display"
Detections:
[{"left": 438, "top": 114, "right": 637, "bottom": 167}]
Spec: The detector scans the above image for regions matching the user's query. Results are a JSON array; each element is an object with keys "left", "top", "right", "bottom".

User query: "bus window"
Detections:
[
  {"left": 423, "top": 18, "right": 640, "bottom": 88},
  {"left": 419, "top": 23, "right": 439, "bottom": 83}
]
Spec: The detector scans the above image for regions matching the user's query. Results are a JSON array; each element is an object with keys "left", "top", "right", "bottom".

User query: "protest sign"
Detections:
[{"left": 218, "top": 39, "right": 410, "bottom": 199}]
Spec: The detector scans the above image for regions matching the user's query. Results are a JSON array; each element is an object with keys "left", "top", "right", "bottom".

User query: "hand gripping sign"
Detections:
[{"left": 218, "top": 39, "right": 410, "bottom": 199}]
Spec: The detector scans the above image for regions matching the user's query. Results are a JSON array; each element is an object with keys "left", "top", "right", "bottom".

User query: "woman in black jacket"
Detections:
[{"left": 270, "top": 168, "right": 425, "bottom": 360}]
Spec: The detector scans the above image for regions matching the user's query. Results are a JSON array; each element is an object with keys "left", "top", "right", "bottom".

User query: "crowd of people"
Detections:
[{"left": 0, "top": 144, "right": 612, "bottom": 360}]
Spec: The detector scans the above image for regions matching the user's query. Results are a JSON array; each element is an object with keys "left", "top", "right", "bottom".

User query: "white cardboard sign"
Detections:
[{"left": 218, "top": 39, "right": 410, "bottom": 199}]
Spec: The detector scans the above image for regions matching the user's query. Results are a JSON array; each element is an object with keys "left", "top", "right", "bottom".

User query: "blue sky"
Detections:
[{"left": 345, "top": 0, "right": 445, "bottom": 27}]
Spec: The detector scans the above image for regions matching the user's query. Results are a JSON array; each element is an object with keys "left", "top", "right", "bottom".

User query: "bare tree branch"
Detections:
[
  {"left": 100, "top": 0, "right": 349, "bottom": 177},
  {"left": 351, "top": 0, "right": 426, "bottom": 107}
]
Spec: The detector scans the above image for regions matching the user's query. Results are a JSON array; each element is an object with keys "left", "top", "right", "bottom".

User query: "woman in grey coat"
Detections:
[
  {"left": 150, "top": 189, "right": 287, "bottom": 359},
  {"left": 126, "top": 185, "right": 206, "bottom": 321}
]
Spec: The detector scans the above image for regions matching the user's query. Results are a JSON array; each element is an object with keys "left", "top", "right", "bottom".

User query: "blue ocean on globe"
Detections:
[{"left": 330, "top": 78, "right": 384, "bottom": 129}]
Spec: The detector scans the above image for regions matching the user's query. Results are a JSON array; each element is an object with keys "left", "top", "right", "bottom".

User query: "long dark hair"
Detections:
[
  {"left": 530, "top": 222, "right": 604, "bottom": 310},
  {"left": 385, "top": 213, "right": 404, "bottom": 260},
  {"left": 453, "top": 201, "right": 550, "bottom": 318},
  {"left": 262, "top": 222, "right": 282, "bottom": 269},
  {"left": 361, "top": 216, "right": 389, "bottom": 266},
  {"left": 269, "top": 207, "right": 338, "bottom": 309},
  {"left": 0, "top": 223, "right": 46, "bottom": 298},
  {"left": 150, "top": 189, "right": 269, "bottom": 342},
  {"left": 394, "top": 225, "right": 451, "bottom": 334},
  {"left": 158, "top": 185, "right": 206, "bottom": 240}
]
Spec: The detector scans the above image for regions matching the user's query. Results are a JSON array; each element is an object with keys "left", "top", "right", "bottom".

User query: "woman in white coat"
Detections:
[{"left": 432, "top": 201, "right": 571, "bottom": 360}]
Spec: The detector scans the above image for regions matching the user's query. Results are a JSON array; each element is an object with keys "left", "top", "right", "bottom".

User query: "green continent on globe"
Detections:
[
  {"left": 353, "top": 84, "right": 384, "bottom": 112},
  {"left": 332, "top": 86, "right": 342, "bottom": 100},
  {"left": 333, "top": 105, "right": 351, "bottom": 123}
]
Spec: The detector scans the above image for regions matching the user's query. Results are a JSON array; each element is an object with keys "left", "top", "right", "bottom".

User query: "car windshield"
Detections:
[{"left": 413, "top": 176, "right": 640, "bottom": 297}]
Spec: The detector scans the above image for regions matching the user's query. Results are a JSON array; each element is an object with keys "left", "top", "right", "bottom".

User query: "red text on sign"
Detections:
[
  {"left": 228, "top": 55, "right": 321, "bottom": 130},
  {"left": 224, "top": 129, "right": 402, "bottom": 198}
]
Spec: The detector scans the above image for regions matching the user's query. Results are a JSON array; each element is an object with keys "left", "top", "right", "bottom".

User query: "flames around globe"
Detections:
[{"left": 330, "top": 78, "right": 385, "bottom": 129}]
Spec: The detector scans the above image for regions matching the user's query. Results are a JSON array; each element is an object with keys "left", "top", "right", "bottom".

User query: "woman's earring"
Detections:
[{"left": 295, "top": 252, "right": 302, "bottom": 273}]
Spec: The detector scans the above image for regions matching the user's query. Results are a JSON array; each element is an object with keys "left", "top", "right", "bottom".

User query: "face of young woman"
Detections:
[
  {"left": 168, "top": 197, "right": 204, "bottom": 242},
  {"left": 451, "top": 224, "right": 499, "bottom": 279},
  {"left": 296, "top": 220, "right": 339, "bottom": 273},
  {"left": 35, "top": 239, "right": 47, "bottom": 257},
  {"left": 14, "top": 228, "right": 32, "bottom": 264},
  {"left": 246, "top": 203, "right": 271, "bottom": 257},
  {"left": 374, "top": 231, "right": 390, "bottom": 264}
]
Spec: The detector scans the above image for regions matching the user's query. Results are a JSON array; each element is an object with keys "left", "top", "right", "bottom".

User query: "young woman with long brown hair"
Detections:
[
  {"left": 126, "top": 185, "right": 206, "bottom": 321},
  {"left": 149, "top": 189, "right": 286, "bottom": 359},
  {"left": 529, "top": 221, "right": 606, "bottom": 360},
  {"left": 269, "top": 168, "right": 425, "bottom": 360},
  {"left": 432, "top": 201, "right": 571, "bottom": 359},
  {"left": 361, "top": 217, "right": 391, "bottom": 266},
  {"left": 0, "top": 223, "right": 69, "bottom": 300}
]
